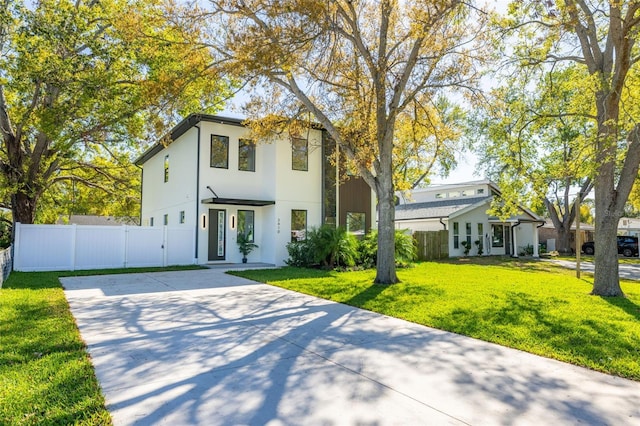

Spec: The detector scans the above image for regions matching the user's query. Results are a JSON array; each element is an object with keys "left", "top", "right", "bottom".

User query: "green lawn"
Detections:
[
  {"left": 0, "top": 265, "right": 202, "bottom": 426},
  {"left": 231, "top": 258, "right": 640, "bottom": 381}
]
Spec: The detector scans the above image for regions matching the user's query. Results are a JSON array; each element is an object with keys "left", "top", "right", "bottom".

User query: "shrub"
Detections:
[
  {"left": 0, "top": 220, "right": 11, "bottom": 249},
  {"left": 285, "top": 239, "right": 315, "bottom": 267},
  {"left": 307, "top": 225, "right": 358, "bottom": 268},
  {"left": 286, "top": 225, "right": 358, "bottom": 269},
  {"left": 358, "top": 229, "right": 416, "bottom": 268}
]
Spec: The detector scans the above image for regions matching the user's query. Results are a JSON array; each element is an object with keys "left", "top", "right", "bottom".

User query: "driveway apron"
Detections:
[{"left": 62, "top": 269, "right": 640, "bottom": 425}]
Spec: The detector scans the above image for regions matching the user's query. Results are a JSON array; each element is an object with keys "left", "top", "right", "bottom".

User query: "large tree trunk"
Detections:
[
  {"left": 375, "top": 171, "right": 398, "bottom": 284},
  {"left": 11, "top": 192, "right": 38, "bottom": 225},
  {"left": 555, "top": 226, "right": 572, "bottom": 254},
  {"left": 593, "top": 184, "right": 622, "bottom": 296},
  {"left": 592, "top": 96, "right": 624, "bottom": 297}
]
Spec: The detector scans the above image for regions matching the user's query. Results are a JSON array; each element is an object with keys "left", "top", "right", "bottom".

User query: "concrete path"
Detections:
[
  {"left": 549, "top": 258, "right": 640, "bottom": 281},
  {"left": 62, "top": 269, "right": 640, "bottom": 425}
]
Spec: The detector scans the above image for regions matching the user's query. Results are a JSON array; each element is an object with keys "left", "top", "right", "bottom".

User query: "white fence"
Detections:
[
  {"left": 0, "top": 246, "right": 11, "bottom": 287},
  {"left": 13, "top": 223, "right": 195, "bottom": 272}
]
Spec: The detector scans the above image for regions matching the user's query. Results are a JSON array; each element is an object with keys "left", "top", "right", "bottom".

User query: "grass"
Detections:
[
  {"left": 230, "top": 257, "right": 640, "bottom": 381},
  {"left": 0, "top": 265, "right": 202, "bottom": 426}
]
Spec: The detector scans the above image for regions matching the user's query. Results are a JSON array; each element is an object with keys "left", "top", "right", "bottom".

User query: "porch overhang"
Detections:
[{"left": 201, "top": 197, "right": 275, "bottom": 207}]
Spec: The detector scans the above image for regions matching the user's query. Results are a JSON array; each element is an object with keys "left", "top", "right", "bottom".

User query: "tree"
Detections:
[
  {"left": 499, "top": 1, "right": 640, "bottom": 296},
  {"left": 0, "top": 0, "right": 232, "bottom": 228},
  {"left": 207, "top": 0, "right": 487, "bottom": 283},
  {"left": 474, "top": 65, "right": 594, "bottom": 254}
]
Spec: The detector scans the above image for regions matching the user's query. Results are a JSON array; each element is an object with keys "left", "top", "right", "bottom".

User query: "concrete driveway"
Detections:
[
  {"left": 62, "top": 269, "right": 640, "bottom": 425},
  {"left": 549, "top": 258, "right": 640, "bottom": 281}
]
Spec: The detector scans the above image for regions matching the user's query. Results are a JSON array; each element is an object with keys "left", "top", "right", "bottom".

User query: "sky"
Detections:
[{"left": 218, "top": 0, "right": 509, "bottom": 187}]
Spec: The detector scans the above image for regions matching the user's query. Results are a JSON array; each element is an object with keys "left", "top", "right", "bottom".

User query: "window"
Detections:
[
  {"left": 238, "top": 210, "right": 255, "bottom": 242},
  {"left": 239, "top": 139, "right": 255, "bottom": 172},
  {"left": 477, "top": 188, "right": 485, "bottom": 195},
  {"left": 164, "top": 155, "right": 169, "bottom": 182},
  {"left": 150, "top": 217, "right": 154, "bottom": 227},
  {"left": 492, "top": 224, "right": 504, "bottom": 248},
  {"left": 449, "top": 191, "right": 460, "bottom": 198},
  {"left": 291, "top": 210, "right": 307, "bottom": 242},
  {"left": 210, "top": 135, "right": 229, "bottom": 168},
  {"left": 292, "top": 137, "right": 308, "bottom": 171},
  {"left": 435, "top": 193, "right": 446, "bottom": 199},
  {"left": 466, "top": 222, "right": 472, "bottom": 246},
  {"left": 477, "top": 223, "right": 483, "bottom": 239},
  {"left": 163, "top": 214, "right": 168, "bottom": 226},
  {"left": 453, "top": 222, "right": 459, "bottom": 249},
  {"left": 462, "top": 189, "right": 475, "bottom": 197},
  {"left": 179, "top": 211, "right": 185, "bottom": 224},
  {"left": 346, "top": 212, "right": 366, "bottom": 236}
]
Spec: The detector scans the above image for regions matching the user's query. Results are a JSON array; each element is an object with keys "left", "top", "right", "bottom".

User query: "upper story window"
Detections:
[
  {"left": 435, "top": 193, "right": 446, "bottom": 199},
  {"left": 462, "top": 189, "right": 475, "bottom": 196},
  {"left": 238, "top": 139, "right": 255, "bottom": 172},
  {"left": 477, "top": 188, "right": 485, "bottom": 195},
  {"left": 164, "top": 155, "right": 169, "bottom": 183},
  {"left": 210, "top": 135, "right": 229, "bottom": 169},
  {"left": 449, "top": 191, "right": 460, "bottom": 198},
  {"left": 292, "top": 137, "right": 308, "bottom": 171}
]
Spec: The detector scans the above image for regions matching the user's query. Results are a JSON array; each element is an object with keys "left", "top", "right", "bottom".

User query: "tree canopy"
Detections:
[
  {"left": 0, "top": 0, "right": 232, "bottom": 227},
  {"left": 492, "top": 0, "right": 640, "bottom": 296},
  {"left": 205, "top": 0, "right": 488, "bottom": 283}
]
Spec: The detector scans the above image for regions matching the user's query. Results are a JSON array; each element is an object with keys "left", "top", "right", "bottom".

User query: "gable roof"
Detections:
[
  {"left": 395, "top": 194, "right": 543, "bottom": 223},
  {"left": 395, "top": 196, "right": 490, "bottom": 221},
  {"left": 134, "top": 114, "right": 245, "bottom": 166}
]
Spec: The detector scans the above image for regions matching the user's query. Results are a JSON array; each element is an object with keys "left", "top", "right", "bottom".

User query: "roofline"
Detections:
[
  {"left": 134, "top": 113, "right": 326, "bottom": 166},
  {"left": 134, "top": 114, "right": 246, "bottom": 166}
]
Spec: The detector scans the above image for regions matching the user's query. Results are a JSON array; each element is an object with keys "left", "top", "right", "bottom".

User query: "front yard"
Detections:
[
  {"left": 0, "top": 266, "right": 201, "bottom": 426},
  {"left": 231, "top": 258, "right": 640, "bottom": 381},
  {"left": 2, "top": 259, "right": 639, "bottom": 425}
]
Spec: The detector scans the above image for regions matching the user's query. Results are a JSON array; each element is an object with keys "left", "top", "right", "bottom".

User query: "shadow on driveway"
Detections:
[{"left": 62, "top": 269, "right": 640, "bottom": 425}]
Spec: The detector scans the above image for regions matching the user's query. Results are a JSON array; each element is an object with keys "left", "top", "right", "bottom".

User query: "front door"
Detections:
[{"left": 208, "top": 209, "right": 226, "bottom": 261}]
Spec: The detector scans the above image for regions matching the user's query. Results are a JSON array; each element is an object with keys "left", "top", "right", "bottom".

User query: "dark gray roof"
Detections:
[
  {"left": 134, "top": 114, "right": 245, "bottom": 166},
  {"left": 395, "top": 196, "right": 490, "bottom": 221}
]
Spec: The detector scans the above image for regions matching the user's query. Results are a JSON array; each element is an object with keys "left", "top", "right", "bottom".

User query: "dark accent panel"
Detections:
[
  {"left": 339, "top": 177, "right": 371, "bottom": 231},
  {"left": 322, "top": 131, "right": 337, "bottom": 226},
  {"left": 201, "top": 197, "right": 275, "bottom": 206}
]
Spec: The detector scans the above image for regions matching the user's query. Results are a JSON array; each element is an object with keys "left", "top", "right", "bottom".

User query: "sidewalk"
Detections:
[{"left": 62, "top": 268, "right": 640, "bottom": 425}]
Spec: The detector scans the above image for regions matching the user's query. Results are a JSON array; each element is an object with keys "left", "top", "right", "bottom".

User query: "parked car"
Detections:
[{"left": 581, "top": 236, "right": 639, "bottom": 257}]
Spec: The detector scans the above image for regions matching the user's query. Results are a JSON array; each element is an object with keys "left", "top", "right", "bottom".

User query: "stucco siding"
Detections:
[{"left": 140, "top": 127, "right": 198, "bottom": 228}]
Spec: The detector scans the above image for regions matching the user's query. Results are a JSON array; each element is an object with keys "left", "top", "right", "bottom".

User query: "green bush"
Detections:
[
  {"left": 358, "top": 229, "right": 416, "bottom": 268},
  {"left": 0, "top": 220, "right": 11, "bottom": 249},
  {"left": 286, "top": 225, "right": 359, "bottom": 269},
  {"left": 285, "top": 239, "right": 315, "bottom": 267},
  {"left": 307, "top": 225, "right": 358, "bottom": 268}
]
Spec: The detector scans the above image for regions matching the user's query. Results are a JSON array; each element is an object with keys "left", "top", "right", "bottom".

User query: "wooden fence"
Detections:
[{"left": 414, "top": 230, "right": 449, "bottom": 260}]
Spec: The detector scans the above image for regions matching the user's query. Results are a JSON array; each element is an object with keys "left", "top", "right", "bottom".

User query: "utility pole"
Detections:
[{"left": 575, "top": 193, "right": 581, "bottom": 279}]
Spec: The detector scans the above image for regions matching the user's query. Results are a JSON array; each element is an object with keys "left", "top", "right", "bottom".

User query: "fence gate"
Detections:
[{"left": 414, "top": 230, "right": 448, "bottom": 261}]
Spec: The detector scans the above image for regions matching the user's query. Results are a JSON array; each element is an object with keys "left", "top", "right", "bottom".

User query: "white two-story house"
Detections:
[
  {"left": 395, "top": 180, "right": 544, "bottom": 257},
  {"left": 134, "top": 114, "right": 374, "bottom": 266}
]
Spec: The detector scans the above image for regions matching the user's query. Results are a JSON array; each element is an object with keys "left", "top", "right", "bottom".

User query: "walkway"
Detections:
[
  {"left": 62, "top": 269, "right": 640, "bottom": 425},
  {"left": 549, "top": 258, "right": 640, "bottom": 281}
]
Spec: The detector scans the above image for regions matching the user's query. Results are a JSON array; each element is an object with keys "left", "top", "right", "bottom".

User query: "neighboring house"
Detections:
[
  {"left": 134, "top": 114, "right": 374, "bottom": 266},
  {"left": 619, "top": 217, "right": 640, "bottom": 238},
  {"left": 395, "top": 180, "right": 544, "bottom": 257},
  {"left": 538, "top": 219, "right": 595, "bottom": 253}
]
